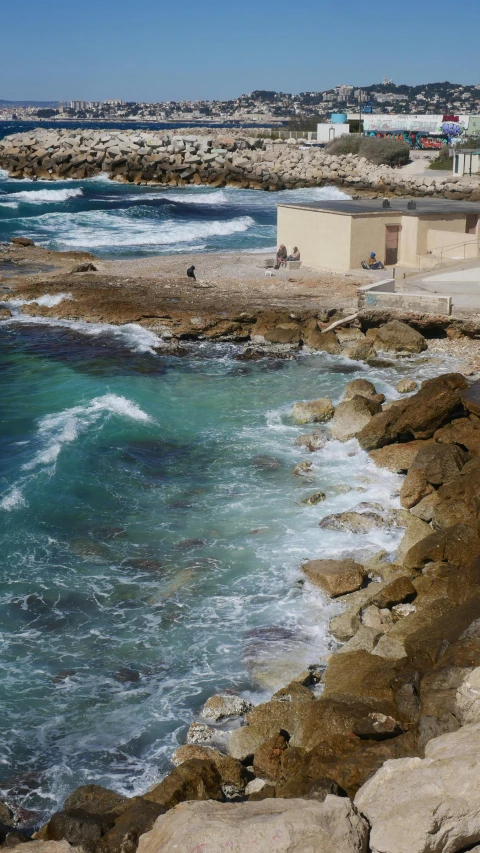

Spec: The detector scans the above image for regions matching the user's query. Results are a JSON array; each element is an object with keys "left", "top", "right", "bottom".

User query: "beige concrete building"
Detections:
[{"left": 276, "top": 198, "right": 480, "bottom": 272}]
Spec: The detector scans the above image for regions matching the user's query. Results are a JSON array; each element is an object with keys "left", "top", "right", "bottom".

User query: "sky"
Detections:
[{"left": 2, "top": 0, "right": 479, "bottom": 102}]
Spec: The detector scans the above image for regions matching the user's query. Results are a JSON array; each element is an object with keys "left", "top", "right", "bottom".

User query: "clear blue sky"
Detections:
[{"left": 2, "top": 0, "right": 479, "bottom": 101}]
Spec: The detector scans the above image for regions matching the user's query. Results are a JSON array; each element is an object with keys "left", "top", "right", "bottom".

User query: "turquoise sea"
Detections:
[{"left": 0, "top": 159, "right": 449, "bottom": 822}]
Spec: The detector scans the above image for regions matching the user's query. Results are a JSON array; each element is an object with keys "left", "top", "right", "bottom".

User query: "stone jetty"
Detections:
[{"left": 1, "top": 128, "right": 479, "bottom": 199}]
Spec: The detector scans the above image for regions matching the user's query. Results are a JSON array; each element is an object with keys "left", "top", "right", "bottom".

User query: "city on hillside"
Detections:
[{"left": 1, "top": 80, "right": 480, "bottom": 124}]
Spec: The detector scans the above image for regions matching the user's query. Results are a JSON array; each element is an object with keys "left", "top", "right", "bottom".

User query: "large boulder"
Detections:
[
  {"left": 372, "top": 320, "right": 427, "bottom": 354},
  {"left": 434, "top": 416, "right": 480, "bottom": 456},
  {"left": 303, "top": 327, "right": 341, "bottom": 353},
  {"left": 456, "top": 667, "right": 480, "bottom": 724},
  {"left": 98, "top": 799, "right": 167, "bottom": 853},
  {"left": 201, "top": 692, "right": 252, "bottom": 721},
  {"left": 354, "top": 723, "right": 480, "bottom": 853},
  {"left": 252, "top": 732, "right": 289, "bottom": 781},
  {"left": 397, "top": 378, "right": 417, "bottom": 394},
  {"left": 369, "top": 440, "right": 430, "bottom": 472},
  {"left": 36, "top": 811, "right": 116, "bottom": 852},
  {"left": 291, "top": 398, "right": 334, "bottom": 424},
  {"left": 400, "top": 444, "right": 469, "bottom": 511},
  {"left": 302, "top": 558, "right": 366, "bottom": 597},
  {"left": 358, "top": 374, "right": 468, "bottom": 451},
  {"left": 343, "top": 378, "right": 377, "bottom": 401},
  {"left": 143, "top": 759, "right": 223, "bottom": 808},
  {"left": 400, "top": 469, "right": 435, "bottom": 509},
  {"left": 402, "top": 523, "right": 480, "bottom": 571},
  {"left": 319, "top": 510, "right": 385, "bottom": 535},
  {"left": 63, "top": 785, "right": 127, "bottom": 815},
  {"left": 331, "top": 395, "right": 382, "bottom": 442},
  {"left": 136, "top": 796, "right": 369, "bottom": 853},
  {"left": 396, "top": 516, "right": 432, "bottom": 563},
  {"left": 432, "top": 457, "right": 480, "bottom": 533},
  {"left": 171, "top": 746, "right": 250, "bottom": 798}
]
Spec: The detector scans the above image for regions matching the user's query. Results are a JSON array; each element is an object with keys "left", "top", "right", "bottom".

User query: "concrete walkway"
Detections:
[{"left": 399, "top": 259, "right": 480, "bottom": 314}]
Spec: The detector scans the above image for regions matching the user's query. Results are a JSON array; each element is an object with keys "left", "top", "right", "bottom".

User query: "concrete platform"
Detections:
[{"left": 399, "top": 260, "right": 480, "bottom": 315}]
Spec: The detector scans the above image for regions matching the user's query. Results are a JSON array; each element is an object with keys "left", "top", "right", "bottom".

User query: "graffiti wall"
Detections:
[
  {"left": 364, "top": 130, "right": 450, "bottom": 149},
  {"left": 362, "top": 113, "right": 471, "bottom": 146}
]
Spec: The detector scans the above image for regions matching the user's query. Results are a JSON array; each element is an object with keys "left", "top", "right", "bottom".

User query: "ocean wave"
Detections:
[
  {"left": 142, "top": 189, "right": 230, "bottom": 205},
  {"left": 21, "top": 393, "right": 150, "bottom": 473},
  {"left": 1, "top": 313, "right": 163, "bottom": 353},
  {"left": 20, "top": 210, "right": 255, "bottom": 249},
  {"left": 1, "top": 187, "right": 84, "bottom": 204}
]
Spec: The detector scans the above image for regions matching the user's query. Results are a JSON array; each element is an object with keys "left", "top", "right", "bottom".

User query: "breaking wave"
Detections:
[{"left": 1, "top": 187, "right": 84, "bottom": 204}]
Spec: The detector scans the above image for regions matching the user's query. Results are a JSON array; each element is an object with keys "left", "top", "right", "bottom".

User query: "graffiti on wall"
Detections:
[
  {"left": 363, "top": 113, "right": 470, "bottom": 146},
  {"left": 364, "top": 130, "right": 449, "bottom": 149}
]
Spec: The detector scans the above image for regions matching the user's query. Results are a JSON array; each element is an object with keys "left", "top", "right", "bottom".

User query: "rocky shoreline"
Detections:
[
  {"left": 1, "top": 242, "right": 480, "bottom": 850},
  {"left": 1, "top": 127, "right": 480, "bottom": 200},
  {"left": 0, "top": 306, "right": 479, "bottom": 851}
]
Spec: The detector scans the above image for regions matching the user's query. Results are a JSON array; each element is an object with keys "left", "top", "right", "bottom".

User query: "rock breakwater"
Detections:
[{"left": 1, "top": 128, "right": 479, "bottom": 200}]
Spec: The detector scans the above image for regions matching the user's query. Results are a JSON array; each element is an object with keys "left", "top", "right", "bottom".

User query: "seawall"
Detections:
[{"left": 1, "top": 128, "right": 479, "bottom": 200}]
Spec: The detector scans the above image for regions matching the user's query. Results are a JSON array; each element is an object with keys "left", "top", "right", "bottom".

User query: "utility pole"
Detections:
[{"left": 359, "top": 89, "right": 362, "bottom": 135}]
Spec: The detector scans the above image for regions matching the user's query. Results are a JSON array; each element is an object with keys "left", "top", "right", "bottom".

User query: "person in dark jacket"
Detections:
[
  {"left": 368, "top": 252, "right": 385, "bottom": 270},
  {"left": 187, "top": 265, "right": 196, "bottom": 280}
]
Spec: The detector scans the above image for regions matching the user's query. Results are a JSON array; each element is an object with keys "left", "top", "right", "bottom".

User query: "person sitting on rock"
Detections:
[
  {"left": 367, "top": 252, "right": 385, "bottom": 270},
  {"left": 287, "top": 247, "right": 300, "bottom": 261},
  {"left": 275, "top": 245, "right": 288, "bottom": 269},
  {"left": 187, "top": 265, "right": 196, "bottom": 280}
]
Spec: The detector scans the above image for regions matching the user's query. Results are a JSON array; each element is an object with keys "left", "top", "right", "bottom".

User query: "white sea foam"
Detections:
[
  {"left": 156, "top": 189, "right": 230, "bottom": 205},
  {"left": 8, "top": 293, "right": 72, "bottom": 308},
  {"left": 22, "top": 394, "right": 150, "bottom": 473},
  {"left": 1, "top": 312, "right": 163, "bottom": 354},
  {"left": 25, "top": 210, "right": 255, "bottom": 249},
  {"left": 2, "top": 188, "right": 83, "bottom": 204},
  {"left": 0, "top": 486, "right": 26, "bottom": 511}
]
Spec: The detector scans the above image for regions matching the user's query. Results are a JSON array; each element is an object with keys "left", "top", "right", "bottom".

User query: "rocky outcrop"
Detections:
[
  {"left": 369, "top": 320, "right": 427, "bottom": 355},
  {"left": 2, "top": 129, "right": 479, "bottom": 199},
  {"left": 302, "top": 558, "right": 367, "bottom": 596},
  {"left": 331, "top": 395, "right": 382, "bottom": 442},
  {"left": 357, "top": 373, "right": 468, "bottom": 451},
  {"left": 143, "top": 759, "right": 223, "bottom": 808},
  {"left": 291, "top": 398, "right": 334, "bottom": 424},
  {"left": 136, "top": 797, "right": 369, "bottom": 853},
  {"left": 355, "top": 723, "right": 480, "bottom": 853}
]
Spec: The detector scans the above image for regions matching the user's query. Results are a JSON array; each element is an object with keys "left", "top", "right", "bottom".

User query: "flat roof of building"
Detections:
[{"left": 276, "top": 198, "right": 480, "bottom": 216}]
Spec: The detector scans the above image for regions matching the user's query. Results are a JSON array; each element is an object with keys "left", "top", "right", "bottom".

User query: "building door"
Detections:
[
  {"left": 385, "top": 225, "right": 400, "bottom": 265},
  {"left": 466, "top": 214, "right": 478, "bottom": 235}
]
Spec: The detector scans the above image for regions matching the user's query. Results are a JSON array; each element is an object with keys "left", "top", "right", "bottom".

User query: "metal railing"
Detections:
[{"left": 417, "top": 237, "right": 480, "bottom": 266}]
